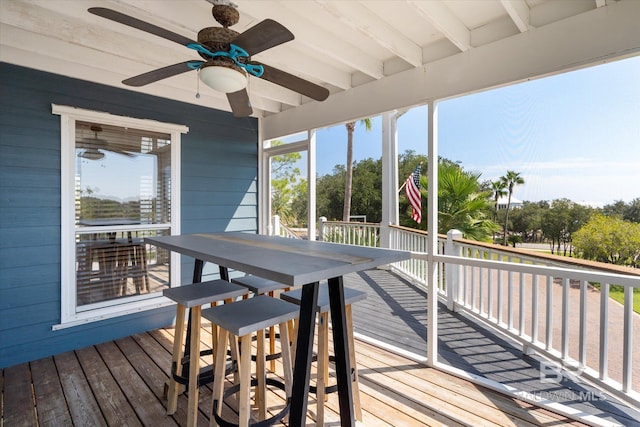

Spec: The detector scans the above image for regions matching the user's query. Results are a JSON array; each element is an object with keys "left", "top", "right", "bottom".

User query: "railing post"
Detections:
[
  {"left": 380, "top": 222, "right": 390, "bottom": 248},
  {"left": 445, "top": 229, "right": 463, "bottom": 311},
  {"left": 318, "top": 216, "right": 327, "bottom": 242},
  {"left": 272, "top": 215, "right": 280, "bottom": 237}
]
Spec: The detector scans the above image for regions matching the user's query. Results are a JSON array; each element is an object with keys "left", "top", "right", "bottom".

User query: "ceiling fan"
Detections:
[
  {"left": 88, "top": 0, "right": 330, "bottom": 117},
  {"left": 77, "top": 125, "right": 136, "bottom": 159}
]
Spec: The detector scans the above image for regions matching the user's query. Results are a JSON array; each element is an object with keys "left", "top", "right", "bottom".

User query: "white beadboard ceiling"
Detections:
[{"left": 1, "top": 0, "right": 638, "bottom": 139}]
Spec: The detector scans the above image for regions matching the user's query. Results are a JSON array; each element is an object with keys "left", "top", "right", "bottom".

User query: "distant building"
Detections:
[{"left": 497, "top": 196, "right": 523, "bottom": 210}]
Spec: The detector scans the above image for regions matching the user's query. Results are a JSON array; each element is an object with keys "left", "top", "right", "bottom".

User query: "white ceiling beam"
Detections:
[
  {"left": 263, "top": 0, "right": 640, "bottom": 138},
  {"left": 313, "top": 0, "right": 423, "bottom": 68},
  {"left": 257, "top": 44, "right": 351, "bottom": 91},
  {"left": 501, "top": 0, "right": 531, "bottom": 32},
  {"left": 236, "top": 0, "right": 383, "bottom": 80},
  {"left": 407, "top": 0, "right": 472, "bottom": 52}
]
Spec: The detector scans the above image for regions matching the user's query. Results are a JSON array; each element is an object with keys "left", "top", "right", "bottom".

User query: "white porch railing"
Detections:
[
  {"left": 271, "top": 215, "right": 302, "bottom": 239},
  {"left": 317, "top": 219, "right": 640, "bottom": 408},
  {"left": 317, "top": 216, "right": 381, "bottom": 246}
]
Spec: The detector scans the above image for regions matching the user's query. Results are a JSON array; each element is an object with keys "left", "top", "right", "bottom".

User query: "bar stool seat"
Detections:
[
  {"left": 231, "top": 275, "right": 290, "bottom": 295},
  {"left": 163, "top": 280, "right": 249, "bottom": 427},
  {"left": 281, "top": 284, "right": 366, "bottom": 425},
  {"left": 232, "top": 275, "right": 292, "bottom": 371},
  {"left": 203, "top": 295, "right": 299, "bottom": 427}
]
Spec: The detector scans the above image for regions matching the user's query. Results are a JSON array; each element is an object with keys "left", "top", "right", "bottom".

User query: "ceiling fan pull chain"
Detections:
[{"left": 196, "top": 69, "right": 201, "bottom": 99}]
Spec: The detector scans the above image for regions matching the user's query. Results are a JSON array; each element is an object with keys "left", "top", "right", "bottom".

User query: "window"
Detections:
[
  {"left": 262, "top": 131, "right": 316, "bottom": 239},
  {"left": 53, "top": 105, "right": 187, "bottom": 328}
]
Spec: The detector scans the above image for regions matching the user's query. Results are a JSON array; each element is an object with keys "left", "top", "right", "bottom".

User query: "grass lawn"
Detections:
[{"left": 608, "top": 286, "right": 640, "bottom": 314}]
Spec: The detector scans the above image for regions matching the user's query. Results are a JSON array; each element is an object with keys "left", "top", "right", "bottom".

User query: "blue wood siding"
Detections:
[{"left": 0, "top": 63, "right": 258, "bottom": 368}]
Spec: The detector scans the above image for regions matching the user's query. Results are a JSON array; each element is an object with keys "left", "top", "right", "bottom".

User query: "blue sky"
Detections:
[{"left": 315, "top": 55, "right": 640, "bottom": 207}]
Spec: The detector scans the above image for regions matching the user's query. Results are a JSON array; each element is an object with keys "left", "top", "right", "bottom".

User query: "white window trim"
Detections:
[{"left": 52, "top": 104, "right": 187, "bottom": 330}]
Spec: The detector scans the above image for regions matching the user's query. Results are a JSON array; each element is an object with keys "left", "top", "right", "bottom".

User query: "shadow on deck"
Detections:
[{"left": 344, "top": 268, "right": 640, "bottom": 427}]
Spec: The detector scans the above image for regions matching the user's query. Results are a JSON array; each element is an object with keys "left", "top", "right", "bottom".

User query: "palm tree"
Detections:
[
  {"left": 490, "top": 180, "right": 507, "bottom": 241},
  {"left": 490, "top": 180, "right": 507, "bottom": 222},
  {"left": 500, "top": 170, "right": 525, "bottom": 245},
  {"left": 424, "top": 161, "right": 500, "bottom": 241},
  {"left": 343, "top": 118, "right": 372, "bottom": 221}
]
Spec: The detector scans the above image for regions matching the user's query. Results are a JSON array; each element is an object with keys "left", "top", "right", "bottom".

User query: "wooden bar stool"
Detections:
[
  {"left": 281, "top": 284, "right": 366, "bottom": 425},
  {"left": 202, "top": 295, "right": 299, "bottom": 427},
  {"left": 231, "top": 275, "right": 292, "bottom": 371},
  {"left": 163, "top": 280, "right": 249, "bottom": 427}
]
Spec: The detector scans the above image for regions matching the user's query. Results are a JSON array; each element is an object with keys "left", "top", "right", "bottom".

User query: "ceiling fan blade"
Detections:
[
  {"left": 227, "top": 90, "right": 253, "bottom": 117},
  {"left": 122, "top": 61, "right": 202, "bottom": 87},
  {"left": 257, "top": 63, "right": 329, "bottom": 101},
  {"left": 88, "top": 7, "right": 199, "bottom": 47},
  {"left": 232, "top": 19, "right": 294, "bottom": 56}
]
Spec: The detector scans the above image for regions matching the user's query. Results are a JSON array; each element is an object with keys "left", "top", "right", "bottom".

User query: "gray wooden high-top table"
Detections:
[{"left": 146, "top": 232, "right": 410, "bottom": 427}]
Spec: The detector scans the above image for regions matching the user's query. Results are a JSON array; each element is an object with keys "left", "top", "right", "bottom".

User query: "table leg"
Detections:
[
  {"left": 219, "top": 265, "right": 229, "bottom": 281},
  {"left": 288, "top": 282, "right": 319, "bottom": 427},
  {"left": 328, "top": 276, "right": 355, "bottom": 427}
]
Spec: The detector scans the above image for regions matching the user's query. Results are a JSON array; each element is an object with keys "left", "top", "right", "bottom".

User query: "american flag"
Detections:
[{"left": 405, "top": 165, "right": 422, "bottom": 224}]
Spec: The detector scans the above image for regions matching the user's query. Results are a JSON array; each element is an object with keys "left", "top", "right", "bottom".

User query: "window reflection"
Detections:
[{"left": 74, "top": 121, "right": 171, "bottom": 307}]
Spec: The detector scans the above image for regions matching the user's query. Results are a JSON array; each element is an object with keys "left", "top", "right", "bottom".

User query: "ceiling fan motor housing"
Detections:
[
  {"left": 212, "top": 4, "right": 239, "bottom": 28},
  {"left": 197, "top": 26, "right": 245, "bottom": 74}
]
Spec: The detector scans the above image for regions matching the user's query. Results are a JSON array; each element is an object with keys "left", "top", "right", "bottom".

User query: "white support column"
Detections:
[
  {"left": 308, "top": 130, "right": 317, "bottom": 241},
  {"left": 426, "top": 100, "right": 439, "bottom": 366},
  {"left": 258, "top": 119, "right": 268, "bottom": 235},
  {"left": 381, "top": 112, "right": 399, "bottom": 248}
]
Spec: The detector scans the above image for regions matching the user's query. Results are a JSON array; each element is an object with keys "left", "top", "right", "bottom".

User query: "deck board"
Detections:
[
  {"left": 31, "top": 357, "right": 73, "bottom": 425},
  {"left": 54, "top": 351, "right": 107, "bottom": 426},
  {"left": 3, "top": 363, "right": 38, "bottom": 427},
  {"left": 76, "top": 345, "right": 142, "bottom": 426}
]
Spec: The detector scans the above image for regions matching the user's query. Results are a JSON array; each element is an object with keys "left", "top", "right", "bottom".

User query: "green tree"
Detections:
[
  {"left": 573, "top": 214, "right": 640, "bottom": 267},
  {"left": 317, "top": 165, "right": 346, "bottom": 220},
  {"left": 500, "top": 170, "right": 525, "bottom": 245},
  {"left": 541, "top": 199, "right": 593, "bottom": 255},
  {"left": 317, "top": 158, "right": 383, "bottom": 222},
  {"left": 343, "top": 118, "right": 372, "bottom": 221},
  {"left": 349, "top": 157, "right": 383, "bottom": 222},
  {"left": 602, "top": 198, "right": 640, "bottom": 223},
  {"left": 423, "top": 161, "right": 500, "bottom": 241},
  {"left": 509, "top": 201, "right": 548, "bottom": 243},
  {"left": 602, "top": 200, "right": 628, "bottom": 219},
  {"left": 626, "top": 198, "right": 640, "bottom": 223},
  {"left": 290, "top": 178, "right": 308, "bottom": 227}
]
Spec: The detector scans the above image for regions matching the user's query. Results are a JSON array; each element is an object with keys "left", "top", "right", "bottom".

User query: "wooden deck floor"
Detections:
[
  {"left": 2, "top": 323, "right": 587, "bottom": 427},
  {"left": 2, "top": 268, "right": 637, "bottom": 426}
]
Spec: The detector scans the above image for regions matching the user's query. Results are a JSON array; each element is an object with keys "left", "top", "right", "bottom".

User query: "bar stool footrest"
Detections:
[
  {"left": 308, "top": 355, "right": 356, "bottom": 395},
  {"left": 249, "top": 331, "right": 282, "bottom": 362},
  {"left": 212, "top": 378, "right": 290, "bottom": 427},
  {"left": 171, "top": 358, "right": 237, "bottom": 387}
]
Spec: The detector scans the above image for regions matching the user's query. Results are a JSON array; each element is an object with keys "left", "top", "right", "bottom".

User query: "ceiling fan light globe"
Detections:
[
  {"left": 199, "top": 66, "right": 247, "bottom": 93},
  {"left": 79, "top": 148, "right": 105, "bottom": 160}
]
